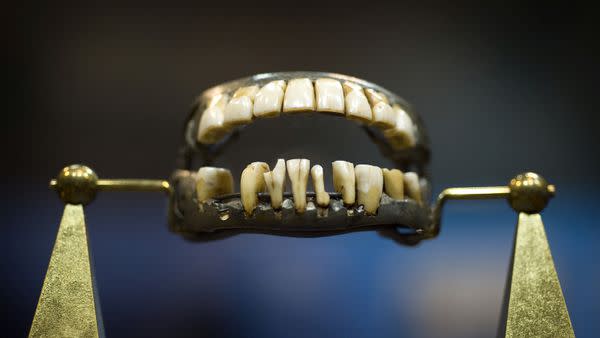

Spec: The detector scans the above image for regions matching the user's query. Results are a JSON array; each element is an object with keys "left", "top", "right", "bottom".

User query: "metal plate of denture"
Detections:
[{"left": 169, "top": 172, "right": 432, "bottom": 240}]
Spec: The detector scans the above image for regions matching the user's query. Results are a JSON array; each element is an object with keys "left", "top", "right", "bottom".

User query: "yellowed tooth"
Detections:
[
  {"left": 197, "top": 94, "right": 230, "bottom": 144},
  {"left": 315, "top": 78, "right": 344, "bottom": 114},
  {"left": 286, "top": 159, "right": 310, "bottom": 213},
  {"left": 403, "top": 172, "right": 422, "bottom": 203},
  {"left": 263, "top": 159, "right": 286, "bottom": 209},
  {"left": 310, "top": 165, "right": 330, "bottom": 207},
  {"left": 342, "top": 81, "right": 363, "bottom": 95},
  {"left": 382, "top": 168, "right": 404, "bottom": 200},
  {"left": 383, "top": 105, "right": 416, "bottom": 149},
  {"left": 332, "top": 160, "right": 355, "bottom": 205},
  {"left": 371, "top": 102, "right": 397, "bottom": 129},
  {"left": 354, "top": 165, "right": 383, "bottom": 215},
  {"left": 223, "top": 96, "right": 253, "bottom": 127},
  {"left": 364, "top": 88, "right": 389, "bottom": 106},
  {"left": 196, "top": 167, "right": 234, "bottom": 203},
  {"left": 342, "top": 82, "right": 372, "bottom": 123},
  {"left": 233, "top": 85, "right": 259, "bottom": 100},
  {"left": 240, "top": 162, "right": 270, "bottom": 214},
  {"left": 253, "top": 81, "right": 286, "bottom": 118},
  {"left": 283, "top": 78, "right": 315, "bottom": 112}
]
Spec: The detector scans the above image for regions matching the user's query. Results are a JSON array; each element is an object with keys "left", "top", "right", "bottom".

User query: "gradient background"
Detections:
[{"left": 5, "top": 2, "right": 599, "bottom": 337}]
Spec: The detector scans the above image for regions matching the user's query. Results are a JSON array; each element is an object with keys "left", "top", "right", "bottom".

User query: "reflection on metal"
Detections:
[
  {"left": 505, "top": 213, "right": 575, "bottom": 337},
  {"left": 29, "top": 204, "right": 101, "bottom": 338}
]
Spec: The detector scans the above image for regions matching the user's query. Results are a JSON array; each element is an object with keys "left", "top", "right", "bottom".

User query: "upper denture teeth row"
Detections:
[
  {"left": 196, "top": 78, "right": 417, "bottom": 150},
  {"left": 195, "top": 160, "right": 423, "bottom": 215}
]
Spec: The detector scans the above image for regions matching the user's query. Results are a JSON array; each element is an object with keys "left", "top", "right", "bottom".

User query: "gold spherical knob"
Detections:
[
  {"left": 50, "top": 164, "right": 99, "bottom": 205},
  {"left": 508, "top": 172, "right": 555, "bottom": 214}
]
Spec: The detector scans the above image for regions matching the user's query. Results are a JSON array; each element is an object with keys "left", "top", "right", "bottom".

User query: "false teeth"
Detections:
[
  {"left": 364, "top": 88, "right": 389, "bottom": 106},
  {"left": 263, "top": 159, "right": 286, "bottom": 209},
  {"left": 315, "top": 78, "right": 344, "bottom": 114},
  {"left": 240, "top": 162, "right": 270, "bottom": 214},
  {"left": 332, "top": 160, "right": 356, "bottom": 205},
  {"left": 383, "top": 105, "right": 416, "bottom": 149},
  {"left": 197, "top": 94, "right": 229, "bottom": 144},
  {"left": 253, "top": 81, "right": 286, "bottom": 118},
  {"left": 286, "top": 159, "right": 310, "bottom": 213},
  {"left": 283, "top": 78, "right": 315, "bottom": 112},
  {"left": 371, "top": 102, "right": 397, "bottom": 129},
  {"left": 196, "top": 167, "right": 234, "bottom": 203},
  {"left": 382, "top": 168, "right": 404, "bottom": 200},
  {"left": 355, "top": 164, "right": 383, "bottom": 215},
  {"left": 343, "top": 81, "right": 372, "bottom": 123},
  {"left": 403, "top": 172, "right": 422, "bottom": 203},
  {"left": 310, "top": 164, "right": 330, "bottom": 207}
]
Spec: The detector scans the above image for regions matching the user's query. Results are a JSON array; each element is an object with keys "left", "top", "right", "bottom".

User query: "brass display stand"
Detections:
[{"left": 29, "top": 166, "right": 574, "bottom": 337}]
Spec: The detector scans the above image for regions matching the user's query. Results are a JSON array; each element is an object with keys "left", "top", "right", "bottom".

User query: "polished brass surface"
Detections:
[
  {"left": 508, "top": 172, "right": 555, "bottom": 214},
  {"left": 29, "top": 205, "right": 101, "bottom": 338},
  {"left": 505, "top": 213, "right": 574, "bottom": 337}
]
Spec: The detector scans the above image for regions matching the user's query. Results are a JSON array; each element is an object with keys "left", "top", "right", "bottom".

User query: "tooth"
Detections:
[
  {"left": 240, "top": 162, "right": 270, "bottom": 214},
  {"left": 403, "top": 172, "right": 422, "bottom": 203},
  {"left": 253, "top": 81, "right": 286, "bottom": 118},
  {"left": 283, "top": 78, "right": 315, "bottom": 112},
  {"left": 332, "top": 160, "right": 355, "bottom": 205},
  {"left": 233, "top": 85, "right": 259, "bottom": 100},
  {"left": 197, "top": 94, "right": 230, "bottom": 144},
  {"left": 383, "top": 105, "right": 416, "bottom": 149},
  {"left": 371, "top": 102, "right": 397, "bottom": 129},
  {"left": 315, "top": 78, "right": 344, "bottom": 114},
  {"left": 263, "top": 159, "right": 286, "bottom": 209},
  {"left": 342, "top": 82, "right": 372, "bottom": 123},
  {"left": 196, "top": 167, "right": 234, "bottom": 203},
  {"left": 354, "top": 165, "right": 383, "bottom": 215},
  {"left": 223, "top": 96, "right": 253, "bottom": 127},
  {"left": 286, "top": 159, "right": 310, "bottom": 212},
  {"left": 382, "top": 168, "right": 404, "bottom": 200},
  {"left": 310, "top": 165, "right": 330, "bottom": 207},
  {"left": 364, "top": 88, "right": 389, "bottom": 106}
]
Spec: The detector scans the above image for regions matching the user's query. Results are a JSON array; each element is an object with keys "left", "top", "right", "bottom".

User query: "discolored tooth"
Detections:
[
  {"left": 253, "top": 81, "right": 286, "bottom": 118},
  {"left": 197, "top": 94, "right": 230, "bottom": 144},
  {"left": 355, "top": 165, "right": 383, "bottom": 215},
  {"left": 382, "top": 168, "right": 404, "bottom": 200},
  {"left": 404, "top": 172, "right": 422, "bottom": 203},
  {"left": 283, "top": 78, "right": 315, "bottom": 112},
  {"left": 196, "top": 167, "right": 234, "bottom": 203},
  {"left": 344, "top": 88, "right": 372, "bottom": 123},
  {"left": 332, "top": 160, "right": 356, "bottom": 205},
  {"left": 383, "top": 105, "right": 416, "bottom": 149},
  {"left": 286, "top": 159, "right": 310, "bottom": 212},
  {"left": 263, "top": 159, "right": 286, "bottom": 209},
  {"left": 223, "top": 96, "right": 253, "bottom": 127},
  {"left": 315, "top": 78, "right": 344, "bottom": 114},
  {"left": 371, "top": 102, "right": 397, "bottom": 129},
  {"left": 342, "top": 81, "right": 363, "bottom": 95},
  {"left": 310, "top": 165, "right": 330, "bottom": 207},
  {"left": 233, "top": 85, "right": 259, "bottom": 100},
  {"left": 240, "top": 162, "right": 270, "bottom": 214},
  {"left": 364, "top": 88, "right": 389, "bottom": 106}
]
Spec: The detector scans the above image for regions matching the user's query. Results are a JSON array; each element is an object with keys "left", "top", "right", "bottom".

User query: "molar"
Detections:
[
  {"left": 403, "top": 172, "right": 422, "bottom": 203},
  {"left": 382, "top": 168, "right": 404, "bottom": 200},
  {"left": 196, "top": 167, "right": 234, "bottom": 203}
]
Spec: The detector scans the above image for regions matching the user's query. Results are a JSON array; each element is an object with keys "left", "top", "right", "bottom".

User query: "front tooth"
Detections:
[
  {"left": 263, "top": 159, "right": 286, "bottom": 209},
  {"left": 315, "top": 78, "right": 344, "bottom": 114},
  {"left": 310, "top": 165, "right": 330, "bottom": 207},
  {"left": 196, "top": 167, "right": 234, "bottom": 203},
  {"left": 223, "top": 96, "right": 253, "bottom": 127},
  {"left": 253, "top": 81, "right": 286, "bottom": 118},
  {"left": 240, "top": 162, "right": 270, "bottom": 214},
  {"left": 286, "top": 159, "right": 310, "bottom": 212},
  {"left": 283, "top": 78, "right": 315, "bottom": 112},
  {"left": 364, "top": 88, "right": 389, "bottom": 106},
  {"left": 332, "top": 160, "right": 356, "bottom": 205},
  {"left": 383, "top": 105, "right": 416, "bottom": 149},
  {"left": 355, "top": 165, "right": 383, "bottom": 215},
  {"left": 371, "top": 102, "right": 397, "bottom": 129},
  {"left": 343, "top": 82, "right": 372, "bottom": 123},
  {"left": 382, "top": 168, "right": 404, "bottom": 200},
  {"left": 197, "top": 94, "right": 229, "bottom": 144},
  {"left": 403, "top": 172, "right": 422, "bottom": 203}
]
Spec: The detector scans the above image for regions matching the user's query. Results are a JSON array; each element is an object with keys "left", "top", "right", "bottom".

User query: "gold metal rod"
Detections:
[{"left": 96, "top": 179, "right": 171, "bottom": 193}]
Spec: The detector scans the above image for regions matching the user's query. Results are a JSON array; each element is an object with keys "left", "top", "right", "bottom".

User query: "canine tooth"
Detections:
[
  {"left": 253, "top": 81, "right": 285, "bottom": 118},
  {"left": 345, "top": 89, "right": 372, "bottom": 123},
  {"left": 364, "top": 88, "right": 389, "bottom": 106},
  {"left": 355, "top": 165, "right": 383, "bottom": 215},
  {"left": 263, "top": 159, "right": 286, "bottom": 209},
  {"left": 310, "top": 165, "right": 330, "bottom": 207},
  {"left": 286, "top": 159, "right": 310, "bottom": 213},
  {"left": 332, "top": 160, "right": 356, "bottom": 205},
  {"left": 197, "top": 94, "right": 229, "bottom": 144},
  {"left": 315, "top": 78, "right": 344, "bottom": 114},
  {"left": 283, "top": 78, "right": 315, "bottom": 112},
  {"left": 223, "top": 96, "right": 253, "bottom": 127},
  {"left": 372, "top": 102, "right": 397, "bottom": 129},
  {"left": 382, "top": 168, "right": 404, "bottom": 200},
  {"left": 404, "top": 172, "right": 422, "bottom": 203},
  {"left": 384, "top": 105, "right": 416, "bottom": 149},
  {"left": 196, "top": 167, "right": 234, "bottom": 203},
  {"left": 233, "top": 85, "right": 259, "bottom": 100},
  {"left": 240, "top": 162, "right": 270, "bottom": 214}
]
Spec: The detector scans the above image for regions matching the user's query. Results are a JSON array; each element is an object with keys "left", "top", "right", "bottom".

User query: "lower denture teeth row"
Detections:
[
  {"left": 195, "top": 160, "right": 423, "bottom": 216},
  {"left": 197, "top": 77, "right": 417, "bottom": 150}
]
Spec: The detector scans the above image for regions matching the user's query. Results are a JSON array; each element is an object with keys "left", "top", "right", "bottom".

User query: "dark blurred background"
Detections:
[{"left": 5, "top": 2, "right": 599, "bottom": 337}]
